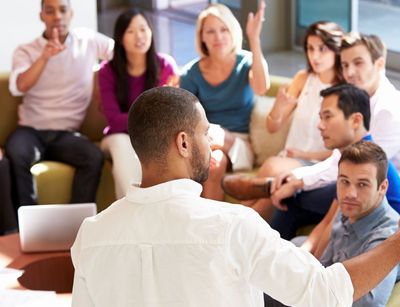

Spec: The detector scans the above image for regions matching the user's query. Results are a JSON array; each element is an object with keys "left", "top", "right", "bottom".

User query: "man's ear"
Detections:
[
  {"left": 378, "top": 178, "right": 389, "bottom": 196},
  {"left": 175, "top": 131, "right": 190, "bottom": 158},
  {"left": 375, "top": 56, "right": 385, "bottom": 71},
  {"left": 350, "top": 112, "right": 363, "bottom": 130}
]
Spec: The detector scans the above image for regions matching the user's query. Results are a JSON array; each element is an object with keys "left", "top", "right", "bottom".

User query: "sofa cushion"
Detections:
[
  {"left": 250, "top": 95, "right": 292, "bottom": 167},
  {"left": 30, "top": 160, "right": 115, "bottom": 210}
]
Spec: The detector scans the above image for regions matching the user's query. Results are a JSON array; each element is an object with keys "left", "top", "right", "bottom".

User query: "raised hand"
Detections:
[
  {"left": 275, "top": 85, "right": 298, "bottom": 109},
  {"left": 246, "top": 1, "right": 266, "bottom": 46},
  {"left": 42, "top": 28, "right": 65, "bottom": 60}
]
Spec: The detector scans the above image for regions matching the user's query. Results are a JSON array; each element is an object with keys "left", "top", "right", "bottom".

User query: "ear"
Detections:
[
  {"left": 40, "top": 11, "right": 44, "bottom": 22},
  {"left": 375, "top": 56, "right": 385, "bottom": 71},
  {"left": 378, "top": 178, "right": 389, "bottom": 196},
  {"left": 349, "top": 112, "right": 363, "bottom": 130},
  {"left": 175, "top": 131, "right": 190, "bottom": 158}
]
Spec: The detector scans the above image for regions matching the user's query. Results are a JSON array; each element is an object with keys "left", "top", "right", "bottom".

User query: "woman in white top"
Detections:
[{"left": 252, "top": 21, "right": 344, "bottom": 217}]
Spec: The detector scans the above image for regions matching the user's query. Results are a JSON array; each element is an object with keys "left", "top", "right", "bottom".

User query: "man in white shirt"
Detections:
[
  {"left": 71, "top": 86, "right": 400, "bottom": 307},
  {"left": 6, "top": 0, "right": 114, "bottom": 207},
  {"left": 341, "top": 32, "right": 400, "bottom": 170}
]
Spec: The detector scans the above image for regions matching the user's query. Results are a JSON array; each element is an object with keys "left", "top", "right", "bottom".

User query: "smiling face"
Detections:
[
  {"left": 201, "top": 15, "right": 233, "bottom": 57},
  {"left": 341, "top": 44, "right": 383, "bottom": 96},
  {"left": 337, "top": 160, "right": 387, "bottom": 223},
  {"left": 306, "top": 35, "right": 336, "bottom": 74},
  {"left": 318, "top": 94, "right": 356, "bottom": 151},
  {"left": 40, "top": 0, "right": 73, "bottom": 40},
  {"left": 122, "top": 14, "right": 152, "bottom": 56}
]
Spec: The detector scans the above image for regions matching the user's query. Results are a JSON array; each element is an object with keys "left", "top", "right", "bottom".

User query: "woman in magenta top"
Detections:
[{"left": 99, "top": 8, "right": 178, "bottom": 199}]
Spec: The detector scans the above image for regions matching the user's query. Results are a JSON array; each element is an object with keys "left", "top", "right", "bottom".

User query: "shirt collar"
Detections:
[
  {"left": 341, "top": 198, "right": 389, "bottom": 239},
  {"left": 126, "top": 179, "right": 203, "bottom": 204},
  {"left": 362, "top": 134, "right": 372, "bottom": 142}
]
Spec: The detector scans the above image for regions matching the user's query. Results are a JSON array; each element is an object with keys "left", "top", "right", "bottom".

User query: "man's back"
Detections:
[{"left": 72, "top": 179, "right": 353, "bottom": 307}]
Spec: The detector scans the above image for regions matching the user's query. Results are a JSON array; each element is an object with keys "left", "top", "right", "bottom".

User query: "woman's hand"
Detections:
[
  {"left": 246, "top": 1, "right": 266, "bottom": 46},
  {"left": 275, "top": 85, "right": 298, "bottom": 109}
]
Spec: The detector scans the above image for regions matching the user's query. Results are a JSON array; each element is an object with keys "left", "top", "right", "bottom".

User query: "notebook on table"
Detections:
[{"left": 18, "top": 203, "right": 97, "bottom": 252}]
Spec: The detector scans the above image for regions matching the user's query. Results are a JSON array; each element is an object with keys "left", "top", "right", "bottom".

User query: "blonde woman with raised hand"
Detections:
[{"left": 180, "top": 1, "right": 270, "bottom": 201}]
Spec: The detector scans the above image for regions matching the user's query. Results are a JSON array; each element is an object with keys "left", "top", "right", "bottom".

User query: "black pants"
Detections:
[
  {"left": 0, "top": 157, "right": 18, "bottom": 234},
  {"left": 6, "top": 126, "right": 104, "bottom": 207},
  {"left": 270, "top": 183, "right": 337, "bottom": 240}
]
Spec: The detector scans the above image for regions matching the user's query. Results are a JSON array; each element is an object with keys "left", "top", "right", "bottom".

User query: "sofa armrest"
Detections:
[
  {"left": 265, "top": 75, "right": 292, "bottom": 97},
  {"left": 0, "top": 72, "right": 19, "bottom": 148}
]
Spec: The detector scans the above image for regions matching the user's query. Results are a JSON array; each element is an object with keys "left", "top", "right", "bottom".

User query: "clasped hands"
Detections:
[{"left": 269, "top": 171, "right": 304, "bottom": 211}]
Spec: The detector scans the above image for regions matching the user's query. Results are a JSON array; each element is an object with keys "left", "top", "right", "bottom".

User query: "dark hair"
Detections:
[
  {"left": 110, "top": 8, "right": 159, "bottom": 112},
  {"left": 128, "top": 87, "right": 200, "bottom": 165},
  {"left": 320, "top": 83, "right": 370, "bottom": 130},
  {"left": 339, "top": 141, "right": 388, "bottom": 186},
  {"left": 303, "top": 21, "right": 344, "bottom": 82},
  {"left": 341, "top": 32, "right": 386, "bottom": 63},
  {"left": 41, "top": 0, "right": 70, "bottom": 9}
]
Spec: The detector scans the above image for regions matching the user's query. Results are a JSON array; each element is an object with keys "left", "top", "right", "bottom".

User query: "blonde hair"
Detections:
[{"left": 195, "top": 4, "right": 242, "bottom": 57}]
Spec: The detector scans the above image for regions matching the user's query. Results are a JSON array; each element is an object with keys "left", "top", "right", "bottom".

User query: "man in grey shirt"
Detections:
[{"left": 319, "top": 141, "right": 399, "bottom": 306}]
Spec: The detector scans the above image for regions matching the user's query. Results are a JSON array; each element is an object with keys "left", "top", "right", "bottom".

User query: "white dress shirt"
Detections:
[
  {"left": 9, "top": 28, "right": 114, "bottom": 131},
  {"left": 369, "top": 75, "right": 400, "bottom": 170},
  {"left": 292, "top": 149, "right": 341, "bottom": 191},
  {"left": 71, "top": 179, "right": 353, "bottom": 307}
]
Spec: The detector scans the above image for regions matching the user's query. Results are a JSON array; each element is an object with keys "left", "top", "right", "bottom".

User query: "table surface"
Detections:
[{"left": 0, "top": 233, "right": 72, "bottom": 306}]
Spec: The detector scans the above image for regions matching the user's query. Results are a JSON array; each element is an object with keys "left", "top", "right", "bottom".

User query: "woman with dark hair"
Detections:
[
  {"left": 99, "top": 8, "right": 178, "bottom": 199},
  {"left": 232, "top": 21, "right": 344, "bottom": 217}
]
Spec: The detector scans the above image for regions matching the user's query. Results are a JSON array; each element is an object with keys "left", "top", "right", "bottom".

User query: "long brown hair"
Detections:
[{"left": 303, "top": 21, "right": 344, "bottom": 82}]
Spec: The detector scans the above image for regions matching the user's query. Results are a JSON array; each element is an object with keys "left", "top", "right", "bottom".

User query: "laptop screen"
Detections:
[{"left": 18, "top": 203, "right": 97, "bottom": 252}]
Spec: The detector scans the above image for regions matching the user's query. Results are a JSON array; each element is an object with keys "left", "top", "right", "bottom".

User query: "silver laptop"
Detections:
[{"left": 18, "top": 203, "right": 97, "bottom": 252}]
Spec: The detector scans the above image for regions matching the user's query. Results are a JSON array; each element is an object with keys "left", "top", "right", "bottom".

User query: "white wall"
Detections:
[{"left": 0, "top": 0, "right": 97, "bottom": 73}]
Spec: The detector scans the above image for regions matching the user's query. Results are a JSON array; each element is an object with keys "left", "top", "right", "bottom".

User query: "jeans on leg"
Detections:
[
  {"left": 270, "top": 183, "right": 337, "bottom": 240},
  {"left": 6, "top": 126, "right": 46, "bottom": 206},
  {"left": 0, "top": 157, "right": 18, "bottom": 234},
  {"left": 43, "top": 130, "right": 104, "bottom": 203},
  {"left": 6, "top": 126, "right": 104, "bottom": 206}
]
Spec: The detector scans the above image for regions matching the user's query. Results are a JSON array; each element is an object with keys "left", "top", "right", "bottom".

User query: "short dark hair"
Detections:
[
  {"left": 320, "top": 83, "right": 371, "bottom": 130},
  {"left": 339, "top": 141, "right": 388, "bottom": 186},
  {"left": 41, "top": 0, "right": 70, "bottom": 9},
  {"left": 341, "top": 32, "right": 386, "bottom": 62},
  {"left": 128, "top": 87, "right": 200, "bottom": 165}
]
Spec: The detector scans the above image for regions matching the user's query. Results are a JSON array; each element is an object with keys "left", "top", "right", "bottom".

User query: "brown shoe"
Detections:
[{"left": 221, "top": 174, "right": 273, "bottom": 200}]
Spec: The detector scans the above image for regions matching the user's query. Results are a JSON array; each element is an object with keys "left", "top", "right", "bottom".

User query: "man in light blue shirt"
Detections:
[{"left": 320, "top": 141, "right": 399, "bottom": 306}]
